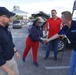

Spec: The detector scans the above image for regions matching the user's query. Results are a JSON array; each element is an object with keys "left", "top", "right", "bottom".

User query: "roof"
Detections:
[{"left": 12, "top": 9, "right": 29, "bottom": 14}]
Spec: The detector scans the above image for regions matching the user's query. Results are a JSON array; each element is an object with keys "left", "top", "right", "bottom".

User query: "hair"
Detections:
[
  {"left": 32, "top": 18, "right": 40, "bottom": 26},
  {"left": 61, "top": 11, "right": 72, "bottom": 21},
  {"left": 51, "top": 9, "right": 57, "bottom": 13}
]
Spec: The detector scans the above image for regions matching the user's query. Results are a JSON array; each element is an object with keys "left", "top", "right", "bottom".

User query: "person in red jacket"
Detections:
[
  {"left": 44, "top": 9, "right": 61, "bottom": 60},
  {"left": 22, "top": 18, "right": 46, "bottom": 67}
]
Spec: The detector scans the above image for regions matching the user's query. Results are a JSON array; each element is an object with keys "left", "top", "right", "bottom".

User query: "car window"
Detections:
[{"left": 13, "top": 21, "right": 20, "bottom": 23}]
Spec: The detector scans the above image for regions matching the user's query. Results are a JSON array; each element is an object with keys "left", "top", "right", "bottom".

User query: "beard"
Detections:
[{"left": 3, "top": 22, "right": 10, "bottom": 27}]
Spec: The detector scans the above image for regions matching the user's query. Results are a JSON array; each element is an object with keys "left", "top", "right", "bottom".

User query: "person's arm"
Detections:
[
  {"left": 47, "top": 29, "right": 66, "bottom": 42},
  {"left": 44, "top": 20, "right": 49, "bottom": 34},
  {"left": 0, "top": 39, "right": 15, "bottom": 75},
  {"left": 14, "top": 47, "right": 20, "bottom": 60},
  {"left": 47, "top": 34, "right": 60, "bottom": 42},
  {"left": 45, "top": 27, "right": 48, "bottom": 34},
  {"left": 9, "top": 29, "right": 20, "bottom": 60}
]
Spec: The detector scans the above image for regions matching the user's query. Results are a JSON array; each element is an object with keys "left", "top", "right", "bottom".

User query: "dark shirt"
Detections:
[
  {"left": 0, "top": 25, "right": 15, "bottom": 66},
  {"left": 29, "top": 25, "right": 43, "bottom": 43},
  {"left": 58, "top": 21, "right": 76, "bottom": 51}
]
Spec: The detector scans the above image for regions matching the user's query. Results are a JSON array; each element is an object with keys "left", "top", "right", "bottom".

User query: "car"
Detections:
[
  {"left": 21, "top": 20, "right": 25, "bottom": 25},
  {"left": 28, "top": 25, "right": 33, "bottom": 32},
  {"left": 26, "top": 20, "right": 35, "bottom": 32},
  {"left": 12, "top": 20, "right": 22, "bottom": 29}
]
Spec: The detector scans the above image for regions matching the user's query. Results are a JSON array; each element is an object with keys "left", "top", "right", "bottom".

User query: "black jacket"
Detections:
[
  {"left": 0, "top": 25, "right": 15, "bottom": 66},
  {"left": 29, "top": 25, "right": 43, "bottom": 42}
]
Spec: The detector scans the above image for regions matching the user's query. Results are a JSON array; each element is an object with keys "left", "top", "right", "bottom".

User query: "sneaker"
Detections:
[
  {"left": 22, "top": 57, "right": 25, "bottom": 62},
  {"left": 33, "top": 62, "right": 39, "bottom": 67},
  {"left": 44, "top": 56, "right": 48, "bottom": 59}
]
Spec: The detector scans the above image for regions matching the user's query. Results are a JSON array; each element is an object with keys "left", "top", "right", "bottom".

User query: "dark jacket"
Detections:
[
  {"left": 29, "top": 25, "right": 43, "bottom": 43},
  {"left": 58, "top": 21, "right": 76, "bottom": 51},
  {"left": 0, "top": 25, "right": 15, "bottom": 66}
]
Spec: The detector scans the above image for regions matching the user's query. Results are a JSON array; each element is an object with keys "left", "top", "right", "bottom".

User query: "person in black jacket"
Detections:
[
  {"left": 0, "top": 7, "right": 20, "bottom": 75},
  {"left": 23, "top": 18, "right": 45, "bottom": 67}
]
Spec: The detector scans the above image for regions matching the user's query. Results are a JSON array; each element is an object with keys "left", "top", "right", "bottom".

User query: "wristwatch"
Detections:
[{"left": 14, "top": 50, "right": 18, "bottom": 53}]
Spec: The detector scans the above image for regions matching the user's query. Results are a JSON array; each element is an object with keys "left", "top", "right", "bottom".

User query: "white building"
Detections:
[{"left": 12, "top": 6, "right": 29, "bottom": 19}]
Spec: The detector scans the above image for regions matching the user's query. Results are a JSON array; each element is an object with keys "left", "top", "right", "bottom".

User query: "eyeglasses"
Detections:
[{"left": 2, "top": 15, "right": 10, "bottom": 18}]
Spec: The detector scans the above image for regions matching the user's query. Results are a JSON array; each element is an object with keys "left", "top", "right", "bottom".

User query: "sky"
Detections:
[{"left": 0, "top": 0, "right": 75, "bottom": 17}]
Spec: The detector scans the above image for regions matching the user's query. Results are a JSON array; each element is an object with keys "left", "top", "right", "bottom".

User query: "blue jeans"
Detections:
[
  {"left": 69, "top": 50, "right": 76, "bottom": 75},
  {"left": 46, "top": 39, "right": 59, "bottom": 57}
]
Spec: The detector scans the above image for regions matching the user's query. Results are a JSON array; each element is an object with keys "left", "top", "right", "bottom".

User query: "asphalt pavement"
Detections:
[{"left": 10, "top": 25, "right": 72, "bottom": 75}]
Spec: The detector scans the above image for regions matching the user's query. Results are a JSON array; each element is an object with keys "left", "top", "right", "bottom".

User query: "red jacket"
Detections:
[{"left": 46, "top": 17, "right": 61, "bottom": 38}]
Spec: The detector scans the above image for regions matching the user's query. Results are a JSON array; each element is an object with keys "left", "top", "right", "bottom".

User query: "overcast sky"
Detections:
[{"left": 0, "top": 0, "right": 75, "bottom": 17}]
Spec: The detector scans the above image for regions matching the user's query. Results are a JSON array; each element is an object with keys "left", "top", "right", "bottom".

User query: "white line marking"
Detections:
[{"left": 45, "top": 66, "right": 70, "bottom": 69}]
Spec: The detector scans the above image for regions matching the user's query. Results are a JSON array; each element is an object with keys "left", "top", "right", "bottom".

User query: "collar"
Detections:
[{"left": 0, "top": 25, "right": 8, "bottom": 30}]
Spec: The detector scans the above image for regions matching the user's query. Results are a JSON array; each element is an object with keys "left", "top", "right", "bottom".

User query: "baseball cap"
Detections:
[{"left": 0, "top": 7, "right": 15, "bottom": 17}]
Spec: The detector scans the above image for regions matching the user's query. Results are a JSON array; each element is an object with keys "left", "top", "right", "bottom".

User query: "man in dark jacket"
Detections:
[
  {"left": 45, "top": 11, "right": 76, "bottom": 75},
  {"left": 0, "top": 7, "right": 20, "bottom": 75}
]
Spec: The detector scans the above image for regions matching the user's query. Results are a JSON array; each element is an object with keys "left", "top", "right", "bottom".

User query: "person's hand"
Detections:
[
  {"left": 15, "top": 52, "right": 20, "bottom": 60},
  {"left": 43, "top": 39, "right": 48, "bottom": 44},
  {"left": 8, "top": 70, "right": 15, "bottom": 75},
  {"left": 60, "top": 35, "right": 65, "bottom": 39}
]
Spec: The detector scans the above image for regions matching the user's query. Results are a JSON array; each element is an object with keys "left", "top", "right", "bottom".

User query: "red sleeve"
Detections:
[{"left": 45, "top": 18, "right": 50, "bottom": 30}]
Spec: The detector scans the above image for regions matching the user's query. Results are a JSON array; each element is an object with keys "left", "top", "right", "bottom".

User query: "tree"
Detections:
[{"left": 14, "top": 15, "right": 23, "bottom": 20}]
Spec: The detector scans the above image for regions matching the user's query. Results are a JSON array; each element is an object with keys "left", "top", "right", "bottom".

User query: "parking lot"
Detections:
[{"left": 10, "top": 25, "right": 72, "bottom": 75}]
